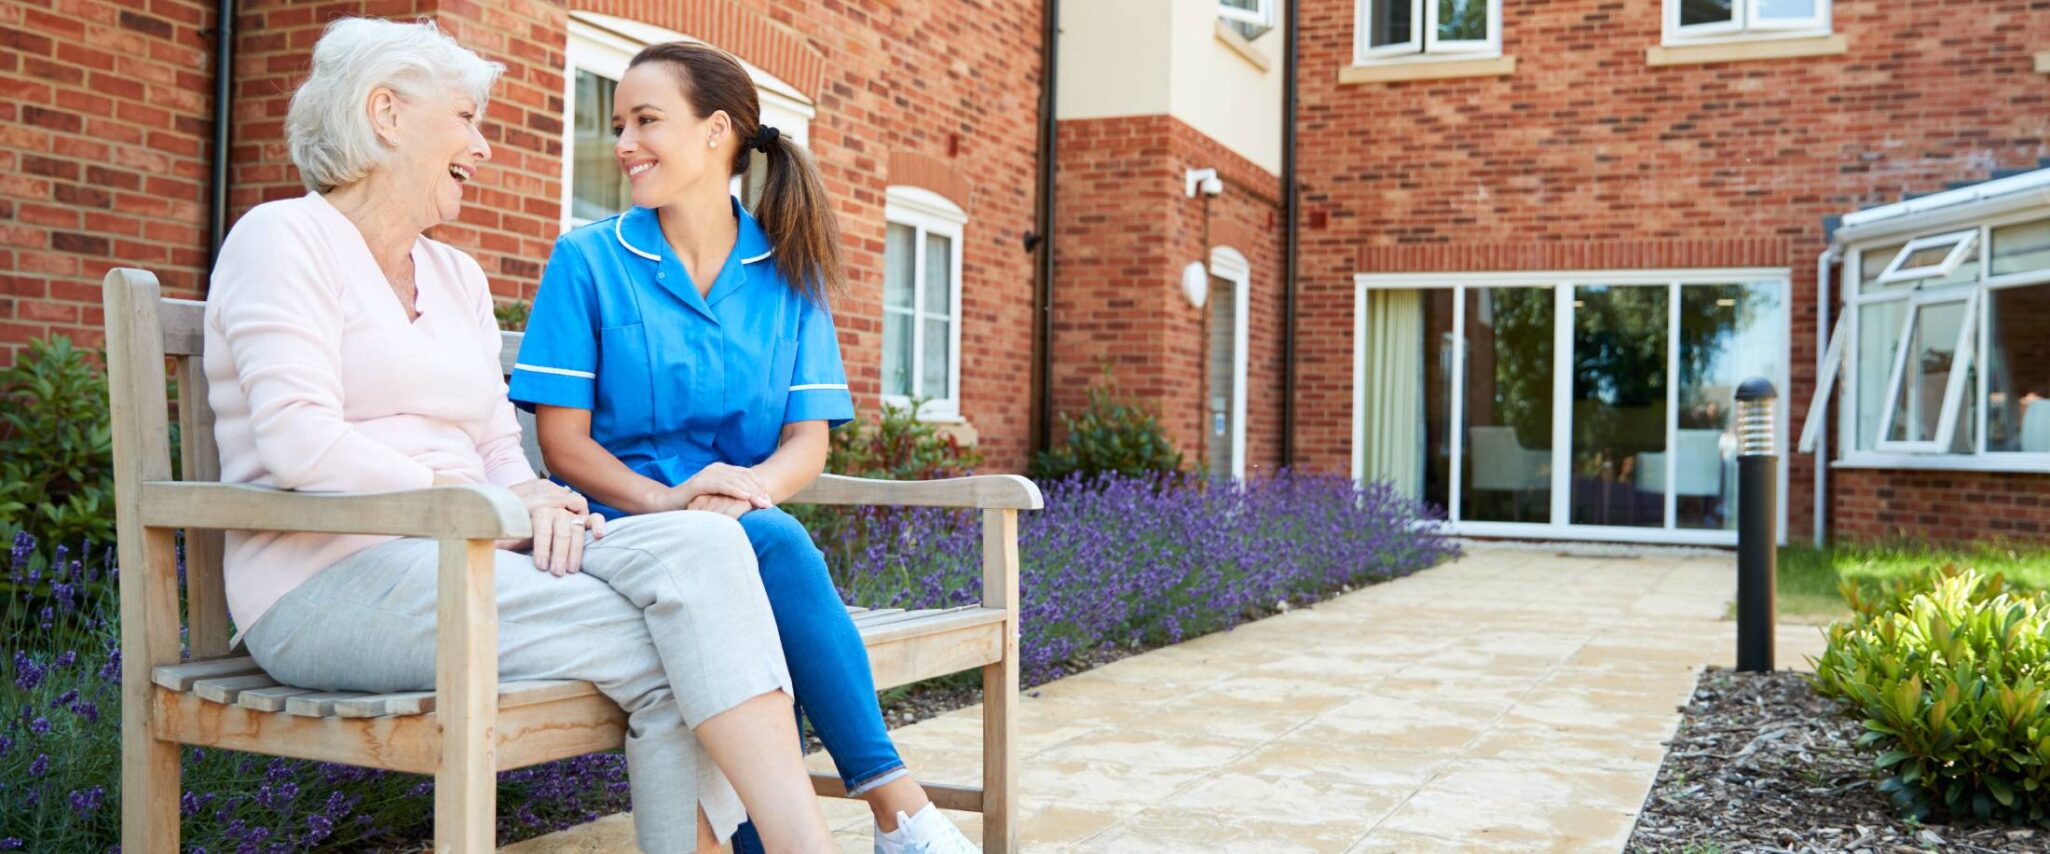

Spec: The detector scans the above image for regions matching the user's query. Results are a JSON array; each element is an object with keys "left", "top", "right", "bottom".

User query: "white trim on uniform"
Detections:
[
  {"left": 741, "top": 248, "right": 775, "bottom": 265},
  {"left": 614, "top": 216, "right": 661, "bottom": 262},
  {"left": 789, "top": 383, "right": 849, "bottom": 392},
  {"left": 514, "top": 363, "right": 598, "bottom": 379}
]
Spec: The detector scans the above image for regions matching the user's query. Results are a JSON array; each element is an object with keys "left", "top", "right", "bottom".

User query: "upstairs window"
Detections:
[
  {"left": 1666, "top": 0, "right": 1831, "bottom": 43},
  {"left": 1357, "top": 0, "right": 1501, "bottom": 62},
  {"left": 1219, "top": 0, "right": 1275, "bottom": 41}
]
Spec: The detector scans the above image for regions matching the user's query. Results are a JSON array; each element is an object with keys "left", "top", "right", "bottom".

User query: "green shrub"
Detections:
[
  {"left": 494, "top": 299, "right": 530, "bottom": 331},
  {"left": 826, "top": 398, "right": 982, "bottom": 481},
  {"left": 1810, "top": 565, "right": 2050, "bottom": 824},
  {"left": 0, "top": 337, "right": 117, "bottom": 567},
  {"left": 1028, "top": 381, "right": 1183, "bottom": 482}
]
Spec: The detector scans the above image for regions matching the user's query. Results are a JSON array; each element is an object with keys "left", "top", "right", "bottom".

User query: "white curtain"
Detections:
[{"left": 1361, "top": 290, "right": 1424, "bottom": 496}]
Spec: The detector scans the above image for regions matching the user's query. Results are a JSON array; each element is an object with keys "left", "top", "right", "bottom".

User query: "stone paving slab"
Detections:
[{"left": 505, "top": 547, "right": 1830, "bottom": 853}]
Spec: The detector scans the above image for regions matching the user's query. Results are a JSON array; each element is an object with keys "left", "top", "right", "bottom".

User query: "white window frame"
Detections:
[
  {"left": 1217, "top": 0, "right": 1274, "bottom": 28},
  {"left": 561, "top": 14, "right": 816, "bottom": 234},
  {"left": 1872, "top": 289, "right": 1980, "bottom": 454},
  {"left": 881, "top": 186, "right": 967, "bottom": 422},
  {"left": 1877, "top": 228, "right": 1978, "bottom": 285},
  {"left": 1349, "top": 268, "right": 1792, "bottom": 547},
  {"left": 1664, "top": 0, "right": 1832, "bottom": 45},
  {"left": 1354, "top": 0, "right": 1502, "bottom": 65},
  {"left": 1208, "top": 246, "right": 1252, "bottom": 481},
  {"left": 1831, "top": 205, "right": 2050, "bottom": 472}
]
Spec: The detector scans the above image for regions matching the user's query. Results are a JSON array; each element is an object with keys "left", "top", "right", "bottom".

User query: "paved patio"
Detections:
[{"left": 505, "top": 546, "right": 1829, "bottom": 852}]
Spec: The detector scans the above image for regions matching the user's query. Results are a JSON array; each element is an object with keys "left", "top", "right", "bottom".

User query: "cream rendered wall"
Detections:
[
  {"left": 1167, "top": 0, "right": 1285, "bottom": 176},
  {"left": 1056, "top": 0, "right": 1173, "bottom": 120},
  {"left": 1056, "top": 0, "right": 1285, "bottom": 176}
]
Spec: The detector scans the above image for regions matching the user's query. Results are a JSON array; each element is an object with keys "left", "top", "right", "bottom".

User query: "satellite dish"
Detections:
[{"left": 1182, "top": 261, "right": 1208, "bottom": 309}]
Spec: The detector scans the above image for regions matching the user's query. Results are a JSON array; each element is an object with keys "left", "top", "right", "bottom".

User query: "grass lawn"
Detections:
[{"left": 1772, "top": 542, "right": 2050, "bottom": 622}]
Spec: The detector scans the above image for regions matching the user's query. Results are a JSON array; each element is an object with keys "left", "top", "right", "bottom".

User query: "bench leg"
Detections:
[
  {"left": 981, "top": 655, "right": 1018, "bottom": 853},
  {"left": 121, "top": 716, "right": 181, "bottom": 853},
  {"left": 435, "top": 539, "right": 498, "bottom": 852}
]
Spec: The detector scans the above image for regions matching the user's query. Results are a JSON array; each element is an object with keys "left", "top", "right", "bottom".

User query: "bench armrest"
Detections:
[
  {"left": 788, "top": 473, "right": 1043, "bottom": 510},
  {"left": 139, "top": 482, "right": 532, "bottom": 541}
]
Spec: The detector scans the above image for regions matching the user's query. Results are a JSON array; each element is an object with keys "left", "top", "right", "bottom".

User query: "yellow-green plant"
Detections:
[{"left": 1811, "top": 565, "right": 2050, "bottom": 823}]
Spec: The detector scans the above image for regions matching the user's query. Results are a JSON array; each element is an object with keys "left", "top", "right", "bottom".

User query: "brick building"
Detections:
[
  {"left": 3, "top": 0, "right": 2047, "bottom": 546},
  {"left": 1295, "top": 0, "right": 2050, "bottom": 546}
]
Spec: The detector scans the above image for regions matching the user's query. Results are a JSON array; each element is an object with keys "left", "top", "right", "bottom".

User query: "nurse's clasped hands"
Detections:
[{"left": 666, "top": 462, "right": 777, "bottom": 519}]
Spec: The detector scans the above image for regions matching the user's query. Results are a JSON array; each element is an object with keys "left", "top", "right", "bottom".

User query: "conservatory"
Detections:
[{"left": 1798, "top": 167, "right": 2050, "bottom": 519}]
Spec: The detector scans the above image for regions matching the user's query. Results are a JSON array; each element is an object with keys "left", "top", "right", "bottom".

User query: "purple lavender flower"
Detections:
[
  {"left": 68, "top": 784, "right": 105, "bottom": 815},
  {"left": 29, "top": 753, "right": 48, "bottom": 776},
  {"left": 11, "top": 651, "right": 42, "bottom": 691}
]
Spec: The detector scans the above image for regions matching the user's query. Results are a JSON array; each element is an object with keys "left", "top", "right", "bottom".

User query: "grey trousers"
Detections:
[{"left": 242, "top": 510, "right": 793, "bottom": 852}]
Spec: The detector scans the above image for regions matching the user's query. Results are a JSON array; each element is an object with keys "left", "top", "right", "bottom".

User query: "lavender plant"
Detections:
[
  {"left": 811, "top": 470, "right": 1457, "bottom": 685},
  {"left": 0, "top": 532, "right": 632, "bottom": 852},
  {"left": 2, "top": 470, "right": 1452, "bottom": 850}
]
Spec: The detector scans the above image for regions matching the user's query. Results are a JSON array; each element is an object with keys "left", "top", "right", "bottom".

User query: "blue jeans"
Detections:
[{"left": 730, "top": 507, "right": 907, "bottom": 852}]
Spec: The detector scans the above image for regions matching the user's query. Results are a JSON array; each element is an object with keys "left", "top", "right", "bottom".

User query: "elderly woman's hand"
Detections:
[{"left": 503, "top": 478, "right": 605, "bottom": 576}]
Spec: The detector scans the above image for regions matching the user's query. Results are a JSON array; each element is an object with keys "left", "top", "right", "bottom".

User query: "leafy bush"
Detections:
[
  {"left": 825, "top": 398, "right": 982, "bottom": 481},
  {"left": 0, "top": 337, "right": 116, "bottom": 569},
  {"left": 1811, "top": 564, "right": 2050, "bottom": 824},
  {"left": 494, "top": 299, "right": 530, "bottom": 332},
  {"left": 1027, "top": 381, "right": 1183, "bottom": 483}
]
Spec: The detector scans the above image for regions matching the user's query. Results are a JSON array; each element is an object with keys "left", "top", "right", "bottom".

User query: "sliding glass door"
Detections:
[{"left": 1356, "top": 272, "right": 1788, "bottom": 544}]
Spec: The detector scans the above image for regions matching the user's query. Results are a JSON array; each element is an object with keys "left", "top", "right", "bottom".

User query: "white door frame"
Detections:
[{"left": 1211, "top": 246, "right": 1251, "bottom": 480}]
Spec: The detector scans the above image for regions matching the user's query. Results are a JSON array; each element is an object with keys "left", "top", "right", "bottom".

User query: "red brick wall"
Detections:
[
  {"left": 1832, "top": 469, "right": 2049, "bottom": 545},
  {"left": 0, "top": 0, "right": 217, "bottom": 357},
  {"left": 1052, "top": 114, "right": 1285, "bottom": 475},
  {"left": 4, "top": 0, "right": 1047, "bottom": 470},
  {"left": 228, "top": 0, "right": 563, "bottom": 304},
  {"left": 1295, "top": 0, "right": 2050, "bottom": 542}
]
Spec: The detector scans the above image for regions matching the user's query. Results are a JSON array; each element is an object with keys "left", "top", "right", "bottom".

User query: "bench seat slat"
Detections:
[
  {"left": 152, "top": 656, "right": 262, "bottom": 692},
  {"left": 285, "top": 691, "right": 373, "bottom": 717},
  {"left": 158, "top": 608, "right": 999, "bottom": 720},
  {"left": 191, "top": 673, "right": 279, "bottom": 705}
]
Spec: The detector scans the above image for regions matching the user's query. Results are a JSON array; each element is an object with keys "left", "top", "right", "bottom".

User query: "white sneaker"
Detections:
[{"left": 874, "top": 803, "right": 981, "bottom": 854}]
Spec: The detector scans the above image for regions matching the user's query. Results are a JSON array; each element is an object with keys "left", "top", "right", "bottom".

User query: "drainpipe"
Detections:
[
  {"left": 1813, "top": 247, "right": 1835, "bottom": 548},
  {"left": 1280, "top": 0, "right": 1299, "bottom": 467},
  {"left": 206, "top": 0, "right": 237, "bottom": 277},
  {"left": 1030, "top": 0, "right": 1060, "bottom": 455}
]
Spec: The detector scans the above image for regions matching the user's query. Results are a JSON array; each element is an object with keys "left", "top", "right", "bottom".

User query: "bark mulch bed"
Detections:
[{"left": 1628, "top": 668, "right": 2046, "bottom": 854}]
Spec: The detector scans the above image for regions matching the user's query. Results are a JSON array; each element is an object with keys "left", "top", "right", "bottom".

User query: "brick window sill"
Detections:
[
  {"left": 1338, "top": 55, "right": 1515, "bottom": 85},
  {"left": 1646, "top": 33, "right": 1847, "bottom": 67}
]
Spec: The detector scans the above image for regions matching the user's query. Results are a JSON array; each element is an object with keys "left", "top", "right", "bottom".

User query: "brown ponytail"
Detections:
[{"left": 629, "top": 42, "right": 844, "bottom": 304}]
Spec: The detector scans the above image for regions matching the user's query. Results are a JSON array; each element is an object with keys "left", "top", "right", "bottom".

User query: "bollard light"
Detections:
[
  {"left": 1734, "top": 378, "right": 1778, "bottom": 673},
  {"left": 1735, "top": 378, "right": 1777, "bottom": 456}
]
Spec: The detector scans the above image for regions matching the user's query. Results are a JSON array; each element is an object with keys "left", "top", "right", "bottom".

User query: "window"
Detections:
[
  {"left": 1815, "top": 208, "right": 2050, "bottom": 468},
  {"left": 1354, "top": 270, "right": 1790, "bottom": 546},
  {"left": 882, "top": 187, "right": 966, "bottom": 420},
  {"left": 560, "top": 14, "right": 815, "bottom": 233},
  {"left": 1219, "top": 0, "right": 1274, "bottom": 41},
  {"left": 1665, "top": 0, "right": 1830, "bottom": 43},
  {"left": 1356, "top": 0, "right": 1500, "bottom": 62}
]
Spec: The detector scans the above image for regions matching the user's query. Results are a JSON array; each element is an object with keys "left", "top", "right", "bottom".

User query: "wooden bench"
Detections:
[{"left": 106, "top": 268, "right": 1041, "bottom": 852}]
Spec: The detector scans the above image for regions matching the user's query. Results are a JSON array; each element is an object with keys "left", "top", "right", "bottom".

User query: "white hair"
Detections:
[{"left": 285, "top": 18, "right": 504, "bottom": 193}]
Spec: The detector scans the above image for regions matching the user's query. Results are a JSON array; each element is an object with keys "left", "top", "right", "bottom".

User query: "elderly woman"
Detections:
[{"left": 203, "top": 18, "right": 834, "bottom": 853}]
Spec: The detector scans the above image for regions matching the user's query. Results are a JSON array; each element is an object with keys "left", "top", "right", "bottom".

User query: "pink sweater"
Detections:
[{"left": 205, "top": 193, "right": 536, "bottom": 632}]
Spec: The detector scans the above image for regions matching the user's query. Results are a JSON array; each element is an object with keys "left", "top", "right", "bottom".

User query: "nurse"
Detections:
[{"left": 509, "top": 42, "right": 979, "bottom": 854}]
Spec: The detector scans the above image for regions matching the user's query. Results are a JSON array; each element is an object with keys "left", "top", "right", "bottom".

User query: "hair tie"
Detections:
[{"left": 751, "top": 125, "right": 781, "bottom": 153}]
